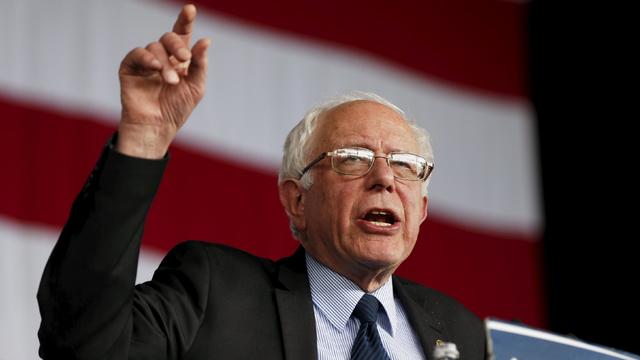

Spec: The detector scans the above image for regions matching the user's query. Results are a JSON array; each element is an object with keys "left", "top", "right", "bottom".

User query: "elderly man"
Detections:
[{"left": 37, "top": 5, "right": 485, "bottom": 360}]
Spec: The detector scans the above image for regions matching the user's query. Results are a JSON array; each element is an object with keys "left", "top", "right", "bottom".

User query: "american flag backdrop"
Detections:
[{"left": 0, "top": 0, "right": 544, "bottom": 358}]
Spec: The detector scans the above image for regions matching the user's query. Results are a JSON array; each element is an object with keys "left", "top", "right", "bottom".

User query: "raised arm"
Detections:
[
  {"left": 117, "top": 4, "right": 210, "bottom": 159},
  {"left": 37, "top": 5, "right": 211, "bottom": 359}
]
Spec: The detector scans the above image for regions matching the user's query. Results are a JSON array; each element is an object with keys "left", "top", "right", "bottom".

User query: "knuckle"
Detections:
[
  {"left": 161, "top": 32, "right": 177, "bottom": 41},
  {"left": 143, "top": 53, "right": 157, "bottom": 63},
  {"left": 147, "top": 42, "right": 166, "bottom": 54},
  {"left": 128, "top": 47, "right": 144, "bottom": 57},
  {"left": 145, "top": 41, "right": 158, "bottom": 49}
]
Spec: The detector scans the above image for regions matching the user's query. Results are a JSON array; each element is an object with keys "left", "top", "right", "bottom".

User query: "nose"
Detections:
[{"left": 365, "top": 156, "right": 395, "bottom": 192}]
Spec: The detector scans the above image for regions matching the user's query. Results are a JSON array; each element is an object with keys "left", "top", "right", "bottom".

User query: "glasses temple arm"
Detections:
[{"left": 299, "top": 153, "right": 328, "bottom": 178}]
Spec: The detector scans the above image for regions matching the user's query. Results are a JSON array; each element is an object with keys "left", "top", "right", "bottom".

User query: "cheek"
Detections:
[
  {"left": 401, "top": 192, "right": 425, "bottom": 230},
  {"left": 320, "top": 185, "right": 359, "bottom": 241},
  {"left": 332, "top": 189, "right": 356, "bottom": 228},
  {"left": 309, "top": 184, "right": 350, "bottom": 232}
]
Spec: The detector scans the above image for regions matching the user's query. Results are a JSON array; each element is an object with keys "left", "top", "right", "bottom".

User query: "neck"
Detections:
[
  {"left": 305, "top": 250, "right": 396, "bottom": 293},
  {"left": 350, "top": 269, "right": 393, "bottom": 293}
]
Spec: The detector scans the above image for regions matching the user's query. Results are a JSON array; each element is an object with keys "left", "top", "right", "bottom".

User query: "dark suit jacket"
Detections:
[{"left": 37, "top": 140, "right": 486, "bottom": 360}]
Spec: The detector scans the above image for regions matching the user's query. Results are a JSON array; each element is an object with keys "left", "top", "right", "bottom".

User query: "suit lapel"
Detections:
[
  {"left": 394, "top": 277, "right": 445, "bottom": 359},
  {"left": 273, "top": 250, "right": 450, "bottom": 359},
  {"left": 274, "top": 247, "right": 318, "bottom": 360}
]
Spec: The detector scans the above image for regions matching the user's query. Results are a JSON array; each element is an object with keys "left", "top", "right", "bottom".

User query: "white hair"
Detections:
[{"left": 278, "top": 91, "right": 434, "bottom": 238}]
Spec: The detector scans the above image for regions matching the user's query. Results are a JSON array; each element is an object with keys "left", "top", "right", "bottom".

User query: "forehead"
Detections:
[{"left": 311, "top": 100, "right": 419, "bottom": 153}]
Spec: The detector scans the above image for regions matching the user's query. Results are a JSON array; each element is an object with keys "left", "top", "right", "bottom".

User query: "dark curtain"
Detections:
[{"left": 531, "top": 0, "right": 638, "bottom": 354}]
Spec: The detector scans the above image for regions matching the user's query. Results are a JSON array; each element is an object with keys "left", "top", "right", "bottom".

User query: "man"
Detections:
[{"left": 37, "top": 4, "right": 486, "bottom": 360}]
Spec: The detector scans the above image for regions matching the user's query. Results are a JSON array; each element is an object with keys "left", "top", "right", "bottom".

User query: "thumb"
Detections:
[{"left": 187, "top": 38, "right": 211, "bottom": 86}]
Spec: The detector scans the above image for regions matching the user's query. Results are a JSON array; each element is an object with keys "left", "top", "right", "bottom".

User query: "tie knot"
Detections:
[{"left": 353, "top": 294, "right": 380, "bottom": 324}]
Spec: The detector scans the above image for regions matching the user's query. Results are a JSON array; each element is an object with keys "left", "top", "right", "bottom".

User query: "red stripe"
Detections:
[
  {"left": 0, "top": 95, "right": 543, "bottom": 326},
  {"left": 188, "top": 0, "right": 528, "bottom": 98},
  {"left": 399, "top": 216, "right": 544, "bottom": 327}
]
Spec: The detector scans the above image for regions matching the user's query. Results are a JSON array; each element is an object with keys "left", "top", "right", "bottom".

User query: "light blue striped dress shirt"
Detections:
[{"left": 306, "top": 253, "right": 426, "bottom": 360}]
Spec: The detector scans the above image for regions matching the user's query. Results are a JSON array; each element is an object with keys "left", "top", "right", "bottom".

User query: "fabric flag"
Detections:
[{"left": 0, "top": 0, "right": 542, "bottom": 358}]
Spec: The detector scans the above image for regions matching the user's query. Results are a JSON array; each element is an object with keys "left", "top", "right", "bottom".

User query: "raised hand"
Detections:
[{"left": 116, "top": 4, "right": 210, "bottom": 159}]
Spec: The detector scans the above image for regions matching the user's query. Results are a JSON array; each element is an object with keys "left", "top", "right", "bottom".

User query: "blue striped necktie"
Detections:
[{"left": 350, "top": 294, "right": 391, "bottom": 360}]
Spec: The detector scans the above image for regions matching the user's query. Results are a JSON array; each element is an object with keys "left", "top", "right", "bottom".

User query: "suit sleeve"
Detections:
[{"left": 36, "top": 137, "right": 209, "bottom": 360}]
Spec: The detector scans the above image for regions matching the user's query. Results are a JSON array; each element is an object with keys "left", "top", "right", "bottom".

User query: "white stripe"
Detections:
[
  {"left": 0, "top": 218, "right": 162, "bottom": 360},
  {"left": 0, "top": 0, "right": 540, "bottom": 234},
  {"left": 487, "top": 320, "right": 638, "bottom": 360}
]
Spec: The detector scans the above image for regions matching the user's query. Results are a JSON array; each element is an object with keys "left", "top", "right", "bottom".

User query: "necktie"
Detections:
[{"left": 350, "top": 294, "right": 391, "bottom": 360}]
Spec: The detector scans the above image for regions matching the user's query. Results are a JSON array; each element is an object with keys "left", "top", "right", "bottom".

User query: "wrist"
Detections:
[{"left": 115, "top": 122, "right": 176, "bottom": 159}]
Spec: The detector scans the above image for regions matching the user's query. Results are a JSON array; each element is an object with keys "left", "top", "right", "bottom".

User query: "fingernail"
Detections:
[
  {"left": 151, "top": 59, "right": 162, "bottom": 69},
  {"left": 166, "top": 70, "right": 179, "bottom": 84},
  {"left": 178, "top": 48, "right": 191, "bottom": 60}
]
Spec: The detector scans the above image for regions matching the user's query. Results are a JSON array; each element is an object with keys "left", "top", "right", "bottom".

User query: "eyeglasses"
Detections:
[{"left": 300, "top": 147, "right": 434, "bottom": 181}]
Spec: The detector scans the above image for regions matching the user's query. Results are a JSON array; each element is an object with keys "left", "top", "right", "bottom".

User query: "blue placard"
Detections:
[{"left": 486, "top": 319, "right": 639, "bottom": 360}]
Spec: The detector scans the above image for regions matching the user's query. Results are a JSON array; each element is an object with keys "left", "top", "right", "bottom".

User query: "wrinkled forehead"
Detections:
[{"left": 309, "top": 100, "right": 419, "bottom": 154}]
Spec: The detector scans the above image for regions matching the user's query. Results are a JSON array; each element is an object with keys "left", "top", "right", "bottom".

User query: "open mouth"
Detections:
[{"left": 361, "top": 209, "right": 399, "bottom": 227}]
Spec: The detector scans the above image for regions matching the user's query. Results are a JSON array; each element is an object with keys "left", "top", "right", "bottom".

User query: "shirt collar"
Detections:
[{"left": 305, "top": 253, "right": 397, "bottom": 336}]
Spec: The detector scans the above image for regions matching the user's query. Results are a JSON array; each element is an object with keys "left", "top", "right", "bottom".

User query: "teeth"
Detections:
[
  {"left": 371, "top": 221, "right": 391, "bottom": 227},
  {"left": 371, "top": 211, "right": 388, "bottom": 215}
]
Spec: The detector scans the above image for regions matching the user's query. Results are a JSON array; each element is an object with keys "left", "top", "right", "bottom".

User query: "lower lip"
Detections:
[{"left": 355, "top": 219, "right": 401, "bottom": 235}]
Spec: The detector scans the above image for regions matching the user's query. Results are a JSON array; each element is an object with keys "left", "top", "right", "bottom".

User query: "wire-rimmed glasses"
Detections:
[{"left": 300, "top": 147, "right": 433, "bottom": 181}]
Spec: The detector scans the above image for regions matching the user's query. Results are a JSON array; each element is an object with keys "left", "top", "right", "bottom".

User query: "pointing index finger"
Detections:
[{"left": 173, "top": 4, "right": 197, "bottom": 37}]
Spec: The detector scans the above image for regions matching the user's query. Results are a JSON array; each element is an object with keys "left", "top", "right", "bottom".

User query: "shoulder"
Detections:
[
  {"left": 394, "top": 276, "right": 479, "bottom": 320},
  {"left": 163, "top": 240, "right": 277, "bottom": 271},
  {"left": 158, "top": 241, "right": 279, "bottom": 285},
  {"left": 394, "top": 276, "right": 486, "bottom": 358}
]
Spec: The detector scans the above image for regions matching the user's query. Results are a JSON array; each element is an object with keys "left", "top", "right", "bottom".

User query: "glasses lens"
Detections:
[
  {"left": 389, "top": 153, "right": 427, "bottom": 180},
  {"left": 332, "top": 148, "right": 373, "bottom": 175}
]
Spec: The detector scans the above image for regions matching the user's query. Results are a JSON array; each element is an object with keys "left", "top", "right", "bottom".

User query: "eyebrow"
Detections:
[{"left": 337, "top": 142, "right": 407, "bottom": 153}]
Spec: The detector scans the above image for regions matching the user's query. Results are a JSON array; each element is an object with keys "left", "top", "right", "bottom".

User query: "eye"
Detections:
[
  {"left": 337, "top": 148, "right": 371, "bottom": 161},
  {"left": 390, "top": 154, "right": 418, "bottom": 168},
  {"left": 389, "top": 153, "right": 429, "bottom": 180},
  {"left": 332, "top": 148, "right": 374, "bottom": 174},
  {"left": 393, "top": 160, "right": 415, "bottom": 170},
  {"left": 338, "top": 153, "right": 369, "bottom": 164}
]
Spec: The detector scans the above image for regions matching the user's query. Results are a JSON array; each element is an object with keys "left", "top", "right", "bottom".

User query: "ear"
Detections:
[
  {"left": 419, "top": 195, "right": 429, "bottom": 224},
  {"left": 278, "top": 179, "right": 307, "bottom": 233}
]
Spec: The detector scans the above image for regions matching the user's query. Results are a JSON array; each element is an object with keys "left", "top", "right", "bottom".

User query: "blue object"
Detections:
[{"left": 486, "top": 319, "right": 639, "bottom": 360}]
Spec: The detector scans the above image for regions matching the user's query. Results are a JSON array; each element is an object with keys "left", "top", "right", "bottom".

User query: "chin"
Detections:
[{"left": 356, "top": 248, "right": 406, "bottom": 271}]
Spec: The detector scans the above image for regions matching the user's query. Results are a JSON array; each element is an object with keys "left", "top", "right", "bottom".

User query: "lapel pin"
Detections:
[{"left": 433, "top": 340, "right": 459, "bottom": 360}]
